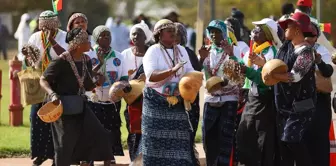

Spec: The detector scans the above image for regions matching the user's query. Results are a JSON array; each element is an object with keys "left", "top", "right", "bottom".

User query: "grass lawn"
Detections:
[{"left": 0, "top": 58, "right": 202, "bottom": 158}]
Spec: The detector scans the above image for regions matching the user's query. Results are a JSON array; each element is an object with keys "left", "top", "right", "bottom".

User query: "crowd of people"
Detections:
[{"left": 11, "top": 0, "right": 336, "bottom": 165}]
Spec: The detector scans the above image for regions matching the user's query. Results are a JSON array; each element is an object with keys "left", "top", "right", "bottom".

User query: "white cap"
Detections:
[{"left": 252, "top": 18, "right": 282, "bottom": 49}]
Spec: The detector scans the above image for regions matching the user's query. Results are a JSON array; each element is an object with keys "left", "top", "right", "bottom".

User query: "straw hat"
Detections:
[
  {"left": 38, "top": 101, "right": 63, "bottom": 123},
  {"left": 205, "top": 76, "right": 225, "bottom": 93},
  {"left": 179, "top": 71, "right": 203, "bottom": 102},
  {"left": 123, "top": 79, "right": 145, "bottom": 105},
  {"left": 261, "top": 59, "right": 288, "bottom": 86}
]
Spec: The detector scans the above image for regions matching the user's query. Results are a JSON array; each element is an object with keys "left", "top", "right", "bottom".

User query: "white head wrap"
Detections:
[{"left": 130, "top": 20, "right": 153, "bottom": 44}]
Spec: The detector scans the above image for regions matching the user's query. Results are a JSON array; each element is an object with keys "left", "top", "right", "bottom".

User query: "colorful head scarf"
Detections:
[
  {"left": 130, "top": 20, "right": 153, "bottom": 44},
  {"left": 68, "top": 29, "right": 89, "bottom": 50},
  {"left": 206, "top": 20, "right": 227, "bottom": 41},
  {"left": 92, "top": 25, "right": 110, "bottom": 44},
  {"left": 38, "top": 10, "right": 59, "bottom": 30},
  {"left": 206, "top": 20, "right": 228, "bottom": 53},
  {"left": 67, "top": 13, "right": 88, "bottom": 32},
  {"left": 174, "top": 22, "right": 187, "bottom": 46}
]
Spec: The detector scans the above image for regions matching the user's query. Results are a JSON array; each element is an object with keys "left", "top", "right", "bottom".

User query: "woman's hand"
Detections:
[
  {"left": 198, "top": 46, "right": 210, "bottom": 61},
  {"left": 314, "top": 51, "right": 322, "bottom": 64},
  {"left": 50, "top": 92, "right": 60, "bottom": 102},
  {"left": 249, "top": 52, "right": 266, "bottom": 67},
  {"left": 172, "top": 61, "right": 187, "bottom": 73},
  {"left": 97, "top": 47, "right": 105, "bottom": 64},
  {"left": 221, "top": 40, "right": 234, "bottom": 56}
]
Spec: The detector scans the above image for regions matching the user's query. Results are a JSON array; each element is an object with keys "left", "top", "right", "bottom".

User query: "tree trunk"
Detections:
[{"left": 125, "top": 0, "right": 136, "bottom": 19}]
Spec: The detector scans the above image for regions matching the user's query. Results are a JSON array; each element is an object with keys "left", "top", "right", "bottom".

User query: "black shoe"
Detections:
[{"left": 33, "top": 157, "right": 46, "bottom": 166}]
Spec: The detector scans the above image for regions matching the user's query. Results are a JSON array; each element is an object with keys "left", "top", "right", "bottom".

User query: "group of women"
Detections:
[{"left": 19, "top": 5, "right": 333, "bottom": 166}]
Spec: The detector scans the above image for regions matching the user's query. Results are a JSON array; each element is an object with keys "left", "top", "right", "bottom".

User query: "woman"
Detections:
[
  {"left": 85, "top": 25, "right": 128, "bottom": 165},
  {"left": 40, "top": 27, "right": 114, "bottom": 166},
  {"left": 305, "top": 22, "right": 334, "bottom": 166},
  {"left": 15, "top": 13, "right": 31, "bottom": 61},
  {"left": 24, "top": 10, "right": 67, "bottom": 166},
  {"left": 199, "top": 20, "right": 240, "bottom": 166},
  {"left": 174, "top": 22, "right": 201, "bottom": 166},
  {"left": 273, "top": 12, "right": 315, "bottom": 166},
  {"left": 140, "top": 19, "right": 195, "bottom": 165},
  {"left": 121, "top": 20, "right": 152, "bottom": 161},
  {"left": 236, "top": 18, "right": 281, "bottom": 166}
]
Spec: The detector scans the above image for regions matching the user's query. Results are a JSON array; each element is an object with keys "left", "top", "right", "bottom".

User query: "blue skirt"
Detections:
[
  {"left": 202, "top": 101, "right": 237, "bottom": 166},
  {"left": 139, "top": 87, "right": 193, "bottom": 166}
]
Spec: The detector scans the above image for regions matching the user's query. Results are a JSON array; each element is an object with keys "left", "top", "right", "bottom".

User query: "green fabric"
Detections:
[{"left": 243, "top": 45, "right": 277, "bottom": 95}]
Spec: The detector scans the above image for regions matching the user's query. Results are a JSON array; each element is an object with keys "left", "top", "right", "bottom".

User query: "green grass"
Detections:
[{"left": 0, "top": 58, "right": 202, "bottom": 158}]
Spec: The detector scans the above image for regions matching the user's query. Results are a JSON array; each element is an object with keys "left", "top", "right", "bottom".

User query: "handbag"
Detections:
[
  {"left": 60, "top": 95, "right": 84, "bottom": 115},
  {"left": 315, "top": 70, "right": 333, "bottom": 93},
  {"left": 17, "top": 67, "right": 46, "bottom": 106}
]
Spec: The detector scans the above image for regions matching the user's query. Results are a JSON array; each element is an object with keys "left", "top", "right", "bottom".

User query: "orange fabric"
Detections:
[{"left": 330, "top": 122, "right": 336, "bottom": 166}]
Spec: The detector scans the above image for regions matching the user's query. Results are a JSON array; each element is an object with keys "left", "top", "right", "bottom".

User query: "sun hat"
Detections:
[
  {"left": 278, "top": 12, "right": 312, "bottom": 33},
  {"left": 252, "top": 18, "right": 283, "bottom": 48}
]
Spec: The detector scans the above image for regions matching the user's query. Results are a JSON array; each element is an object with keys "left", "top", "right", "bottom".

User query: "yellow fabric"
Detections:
[{"left": 252, "top": 41, "right": 271, "bottom": 54}]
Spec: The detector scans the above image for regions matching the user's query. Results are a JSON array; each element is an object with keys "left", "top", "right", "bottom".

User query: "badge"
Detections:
[
  {"left": 113, "top": 58, "right": 121, "bottom": 67},
  {"left": 91, "top": 58, "right": 99, "bottom": 66}
]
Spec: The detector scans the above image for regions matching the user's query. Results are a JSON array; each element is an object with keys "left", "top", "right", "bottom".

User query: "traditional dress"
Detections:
[
  {"left": 275, "top": 41, "right": 315, "bottom": 166},
  {"left": 202, "top": 20, "right": 240, "bottom": 166},
  {"left": 26, "top": 11, "right": 67, "bottom": 165},
  {"left": 86, "top": 26, "right": 126, "bottom": 158},
  {"left": 236, "top": 18, "right": 281, "bottom": 166},
  {"left": 139, "top": 20, "right": 195, "bottom": 165},
  {"left": 43, "top": 29, "right": 114, "bottom": 166},
  {"left": 121, "top": 20, "right": 152, "bottom": 161}
]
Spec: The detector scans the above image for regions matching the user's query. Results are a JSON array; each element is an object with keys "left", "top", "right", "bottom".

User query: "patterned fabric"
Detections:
[
  {"left": 39, "top": 10, "right": 59, "bottom": 30},
  {"left": 202, "top": 101, "right": 237, "bottom": 166},
  {"left": 139, "top": 87, "right": 193, "bottom": 166},
  {"left": 86, "top": 101, "right": 124, "bottom": 156},
  {"left": 30, "top": 103, "right": 54, "bottom": 161},
  {"left": 68, "top": 30, "right": 89, "bottom": 51},
  {"left": 275, "top": 41, "right": 316, "bottom": 143},
  {"left": 153, "top": 19, "right": 175, "bottom": 37},
  {"left": 67, "top": 13, "right": 88, "bottom": 32},
  {"left": 92, "top": 25, "right": 110, "bottom": 43}
]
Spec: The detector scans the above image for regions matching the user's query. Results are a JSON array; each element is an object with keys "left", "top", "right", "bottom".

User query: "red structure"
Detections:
[{"left": 8, "top": 56, "right": 23, "bottom": 126}]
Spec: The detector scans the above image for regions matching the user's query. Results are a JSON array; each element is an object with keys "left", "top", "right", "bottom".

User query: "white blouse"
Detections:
[
  {"left": 89, "top": 50, "right": 128, "bottom": 101},
  {"left": 121, "top": 48, "right": 144, "bottom": 80},
  {"left": 143, "top": 44, "right": 194, "bottom": 94},
  {"left": 28, "top": 30, "right": 68, "bottom": 60}
]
